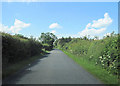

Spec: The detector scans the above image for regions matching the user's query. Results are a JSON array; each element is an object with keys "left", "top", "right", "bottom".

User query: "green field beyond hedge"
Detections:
[{"left": 55, "top": 33, "right": 120, "bottom": 84}]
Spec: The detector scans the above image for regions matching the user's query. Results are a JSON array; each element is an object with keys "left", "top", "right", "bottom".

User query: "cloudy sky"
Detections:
[{"left": 0, "top": 2, "right": 118, "bottom": 38}]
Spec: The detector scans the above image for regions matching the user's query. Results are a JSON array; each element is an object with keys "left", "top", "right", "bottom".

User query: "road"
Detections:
[{"left": 3, "top": 49, "right": 103, "bottom": 84}]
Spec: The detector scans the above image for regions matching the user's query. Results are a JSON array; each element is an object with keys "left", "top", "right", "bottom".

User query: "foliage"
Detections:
[
  {"left": 97, "top": 36, "right": 119, "bottom": 75},
  {"left": 62, "top": 50, "right": 118, "bottom": 84},
  {"left": 42, "top": 44, "right": 52, "bottom": 51},
  {"left": 54, "top": 36, "right": 72, "bottom": 48},
  {"left": 2, "top": 32, "right": 43, "bottom": 69},
  {"left": 39, "top": 32, "right": 57, "bottom": 50},
  {"left": 56, "top": 32, "right": 119, "bottom": 78}
]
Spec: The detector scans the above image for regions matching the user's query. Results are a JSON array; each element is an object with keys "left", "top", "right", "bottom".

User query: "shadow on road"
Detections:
[{"left": 2, "top": 52, "right": 50, "bottom": 84}]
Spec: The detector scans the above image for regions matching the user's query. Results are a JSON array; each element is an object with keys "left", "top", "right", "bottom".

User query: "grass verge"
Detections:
[
  {"left": 62, "top": 50, "right": 119, "bottom": 85},
  {"left": 3, "top": 51, "right": 49, "bottom": 79}
]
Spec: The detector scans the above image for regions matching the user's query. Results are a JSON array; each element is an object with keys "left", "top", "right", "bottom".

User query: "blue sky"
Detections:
[{"left": 1, "top": 2, "right": 118, "bottom": 39}]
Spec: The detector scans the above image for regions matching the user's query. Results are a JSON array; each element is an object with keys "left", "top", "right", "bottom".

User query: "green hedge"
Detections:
[
  {"left": 56, "top": 34, "right": 120, "bottom": 77},
  {"left": 2, "top": 32, "right": 43, "bottom": 68}
]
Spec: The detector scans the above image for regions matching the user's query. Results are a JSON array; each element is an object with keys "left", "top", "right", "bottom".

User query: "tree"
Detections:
[
  {"left": 55, "top": 37, "right": 72, "bottom": 48},
  {"left": 39, "top": 32, "right": 57, "bottom": 49},
  {"left": 83, "top": 35, "right": 88, "bottom": 40}
]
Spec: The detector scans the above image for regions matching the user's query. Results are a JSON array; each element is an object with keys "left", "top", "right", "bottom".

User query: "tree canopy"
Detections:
[{"left": 39, "top": 32, "right": 57, "bottom": 49}]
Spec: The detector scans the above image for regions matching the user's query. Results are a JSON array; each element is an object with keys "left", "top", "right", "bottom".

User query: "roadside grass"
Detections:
[
  {"left": 62, "top": 50, "right": 119, "bottom": 85},
  {"left": 3, "top": 51, "right": 49, "bottom": 79}
]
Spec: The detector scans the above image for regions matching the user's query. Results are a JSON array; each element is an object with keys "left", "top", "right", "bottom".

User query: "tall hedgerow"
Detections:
[
  {"left": 56, "top": 33, "right": 120, "bottom": 77},
  {"left": 2, "top": 32, "right": 43, "bottom": 68}
]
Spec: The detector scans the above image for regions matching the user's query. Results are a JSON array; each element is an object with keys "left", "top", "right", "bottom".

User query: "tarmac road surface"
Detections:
[{"left": 3, "top": 49, "right": 103, "bottom": 84}]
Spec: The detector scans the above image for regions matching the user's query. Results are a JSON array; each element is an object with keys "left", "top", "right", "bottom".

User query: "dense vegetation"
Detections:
[
  {"left": 2, "top": 32, "right": 57, "bottom": 78},
  {"left": 39, "top": 32, "right": 57, "bottom": 50},
  {"left": 2, "top": 33, "right": 41, "bottom": 68},
  {"left": 55, "top": 32, "right": 120, "bottom": 82},
  {"left": 2, "top": 30, "right": 119, "bottom": 84}
]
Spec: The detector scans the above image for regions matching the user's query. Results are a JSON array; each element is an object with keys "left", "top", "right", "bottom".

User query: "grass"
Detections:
[
  {"left": 3, "top": 51, "right": 49, "bottom": 79},
  {"left": 62, "top": 50, "right": 119, "bottom": 85}
]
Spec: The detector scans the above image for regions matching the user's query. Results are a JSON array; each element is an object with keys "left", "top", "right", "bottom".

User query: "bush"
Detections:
[
  {"left": 2, "top": 32, "right": 43, "bottom": 68},
  {"left": 56, "top": 34, "right": 119, "bottom": 77}
]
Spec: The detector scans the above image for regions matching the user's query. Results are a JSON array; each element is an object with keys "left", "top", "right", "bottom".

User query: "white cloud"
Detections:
[
  {"left": 91, "top": 13, "right": 112, "bottom": 28},
  {"left": 78, "top": 13, "right": 112, "bottom": 37},
  {"left": 49, "top": 23, "right": 62, "bottom": 29},
  {"left": 78, "top": 28, "right": 106, "bottom": 37},
  {"left": 10, "top": 19, "right": 30, "bottom": 33},
  {"left": 51, "top": 30, "right": 56, "bottom": 34},
  {"left": 0, "top": 19, "right": 30, "bottom": 34}
]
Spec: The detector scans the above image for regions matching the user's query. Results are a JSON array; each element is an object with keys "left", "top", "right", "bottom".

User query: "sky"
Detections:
[
  {"left": 1, "top": 0, "right": 120, "bottom": 2},
  {"left": 0, "top": 2, "right": 118, "bottom": 39}
]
